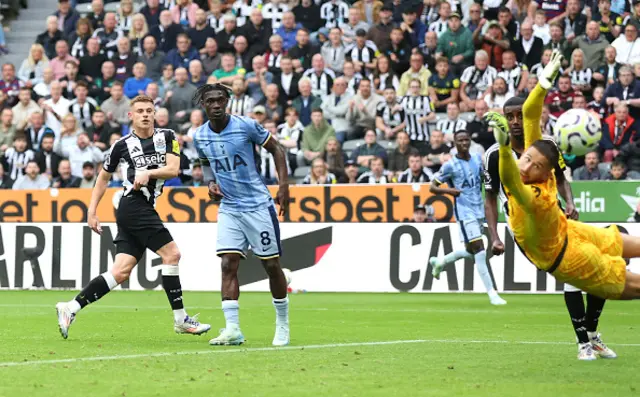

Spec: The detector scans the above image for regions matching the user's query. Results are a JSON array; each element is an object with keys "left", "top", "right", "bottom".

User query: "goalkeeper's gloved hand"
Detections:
[
  {"left": 484, "top": 111, "right": 510, "bottom": 147},
  {"left": 540, "top": 49, "right": 563, "bottom": 90}
]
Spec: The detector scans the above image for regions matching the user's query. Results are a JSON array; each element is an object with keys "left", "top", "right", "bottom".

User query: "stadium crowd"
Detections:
[{"left": 0, "top": 0, "right": 639, "bottom": 192}]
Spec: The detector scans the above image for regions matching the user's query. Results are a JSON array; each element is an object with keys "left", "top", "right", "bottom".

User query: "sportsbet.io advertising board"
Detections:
[{"left": 0, "top": 182, "right": 637, "bottom": 223}]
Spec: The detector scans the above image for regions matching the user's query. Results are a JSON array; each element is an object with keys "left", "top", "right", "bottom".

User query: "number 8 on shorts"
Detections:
[{"left": 216, "top": 205, "right": 282, "bottom": 259}]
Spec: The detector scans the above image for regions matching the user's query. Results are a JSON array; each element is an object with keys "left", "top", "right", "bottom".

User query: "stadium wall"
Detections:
[{"left": 2, "top": 223, "right": 638, "bottom": 293}]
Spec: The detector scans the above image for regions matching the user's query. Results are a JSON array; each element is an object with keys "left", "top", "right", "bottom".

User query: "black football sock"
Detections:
[
  {"left": 563, "top": 290, "right": 589, "bottom": 344},
  {"left": 161, "top": 265, "right": 187, "bottom": 322},
  {"left": 585, "top": 293, "right": 606, "bottom": 334},
  {"left": 74, "top": 272, "right": 119, "bottom": 311}
]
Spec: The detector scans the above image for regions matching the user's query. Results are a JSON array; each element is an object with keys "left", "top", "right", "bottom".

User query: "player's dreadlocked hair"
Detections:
[
  {"left": 192, "top": 83, "right": 232, "bottom": 106},
  {"left": 531, "top": 139, "right": 559, "bottom": 170}
]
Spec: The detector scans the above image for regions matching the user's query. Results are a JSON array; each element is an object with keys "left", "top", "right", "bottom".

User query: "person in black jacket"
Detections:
[
  {"left": 215, "top": 13, "right": 240, "bottom": 54},
  {"left": 241, "top": 8, "right": 272, "bottom": 57},
  {"left": 188, "top": 9, "right": 215, "bottom": 51},
  {"left": 36, "top": 16, "right": 66, "bottom": 60},
  {"left": 273, "top": 56, "right": 301, "bottom": 106},
  {"left": 86, "top": 110, "right": 114, "bottom": 151},
  {"left": 34, "top": 133, "right": 62, "bottom": 179},
  {"left": 513, "top": 20, "right": 544, "bottom": 70},
  {"left": 51, "top": 159, "right": 81, "bottom": 188},
  {"left": 287, "top": 28, "right": 319, "bottom": 72},
  {"left": 563, "top": 0, "right": 588, "bottom": 42},
  {"left": 140, "top": 0, "right": 165, "bottom": 29},
  {"left": 293, "top": 0, "right": 323, "bottom": 33},
  {"left": 150, "top": 10, "right": 184, "bottom": 53}
]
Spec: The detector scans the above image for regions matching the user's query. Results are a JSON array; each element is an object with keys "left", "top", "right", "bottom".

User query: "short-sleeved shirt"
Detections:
[
  {"left": 428, "top": 73, "right": 460, "bottom": 103},
  {"left": 194, "top": 115, "right": 273, "bottom": 213},
  {"left": 433, "top": 153, "right": 485, "bottom": 221},
  {"left": 103, "top": 128, "right": 180, "bottom": 207},
  {"left": 535, "top": 0, "right": 566, "bottom": 20},
  {"left": 212, "top": 67, "right": 246, "bottom": 80},
  {"left": 594, "top": 12, "right": 624, "bottom": 42}
]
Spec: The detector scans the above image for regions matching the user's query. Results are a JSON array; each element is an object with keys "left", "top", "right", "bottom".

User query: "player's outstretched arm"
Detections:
[
  {"left": 264, "top": 137, "right": 290, "bottom": 216},
  {"left": 524, "top": 50, "right": 563, "bottom": 149},
  {"left": 88, "top": 169, "right": 112, "bottom": 235}
]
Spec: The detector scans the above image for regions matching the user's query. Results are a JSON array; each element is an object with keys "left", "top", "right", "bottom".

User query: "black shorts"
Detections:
[{"left": 114, "top": 193, "right": 174, "bottom": 261}]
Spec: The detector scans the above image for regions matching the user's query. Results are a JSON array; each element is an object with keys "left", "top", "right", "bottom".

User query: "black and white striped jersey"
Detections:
[
  {"left": 345, "top": 42, "right": 378, "bottom": 68},
  {"left": 69, "top": 36, "right": 87, "bottom": 59},
  {"left": 320, "top": 1, "right": 350, "bottom": 29},
  {"left": 460, "top": 65, "right": 498, "bottom": 99},
  {"left": 346, "top": 73, "right": 363, "bottom": 96},
  {"left": 262, "top": 3, "right": 288, "bottom": 31},
  {"left": 497, "top": 63, "right": 528, "bottom": 95},
  {"left": 428, "top": 19, "right": 448, "bottom": 37},
  {"left": 569, "top": 68, "right": 593, "bottom": 86},
  {"left": 370, "top": 72, "right": 400, "bottom": 92},
  {"left": 207, "top": 13, "right": 225, "bottom": 33},
  {"left": 376, "top": 100, "right": 405, "bottom": 131},
  {"left": 435, "top": 118, "right": 468, "bottom": 135},
  {"left": 103, "top": 128, "right": 180, "bottom": 206},
  {"left": 69, "top": 98, "right": 99, "bottom": 130},
  {"left": 420, "top": 5, "right": 438, "bottom": 25},
  {"left": 401, "top": 95, "right": 433, "bottom": 141},
  {"left": 277, "top": 121, "right": 304, "bottom": 153},
  {"left": 397, "top": 167, "right": 434, "bottom": 183},
  {"left": 265, "top": 51, "right": 283, "bottom": 74},
  {"left": 303, "top": 68, "right": 336, "bottom": 97},
  {"left": 2, "top": 147, "right": 35, "bottom": 181},
  {"left": 357, "top": 170, "right": 395, "bottom": 184},
  {"left": 232, "top": 0, "right": 263, "bottom": 27},
  {"left": 227, "top": 94, "right": 254, "bottom": 117}
]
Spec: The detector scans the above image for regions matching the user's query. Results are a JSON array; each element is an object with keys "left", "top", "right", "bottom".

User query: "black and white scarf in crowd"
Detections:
[
  {"left": 376, "top": 100, "right": 405, "bottom": 130},
  {"left": 3, "top": 147, "right": 34, "bottom": 181},
  {"left": 346, "top": 72, "right": 363, "bottom": 96},
  {"left": 421, "top": 5, "right": 438, "bottom": 25},
  {"left": 265, "top": 51, "right": 283, "bottom": 73},
  {"left": 401, "top": 95, "right": 433, "bottom": 142},
  {"left": 160, "top": 0, "right": 175, "bottom": 10},
  {"left": 303, "top": 68, "right": 336, "bottom": 97},
  {"left": 262, "top": 2, "right": 288, "bottom": 31},
  {"left": 397, "top": 167, "right": 434, "bottom": 183},
  {"left": 118, "top": 14, "right": 133, "bottom": 34},
  {"left": 227, "top": 94, "right": 254, "bottom": 117},
  {"left": 497, "top": 63, "right": 527, "bottom": 95},
  {"left": 207, "top": 13, "right": 225, "bottom": 33},
  {"left": 428, "top": 19, "right": 448, "bottom": 37},
  {"left": 70, "top": 37, "right": 87, "bottom": 59},
  {"left": 69, "top": 98, "right": 98, "bottom": 130},
  {"left": 436, "top": 118, "right": 468, "bottom": 136},
  {"left": 370, "top": 72, "right": 399, "bottom": 92},
  {"left": 320, "top": 1, "right": 350, "bottom": 28},
  {"left": 232, "top": 0, "right": 262, "bottom": 27},
  {"left": 460, "top": 65, "right": 498, "bottom": 99}
]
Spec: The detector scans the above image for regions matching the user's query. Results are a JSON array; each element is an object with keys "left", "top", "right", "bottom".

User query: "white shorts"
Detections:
[
  {"left": 216, "top": 205, "right": 282, "bottom": 260},
  {"left": 458, "top": 218, "right": 485, "bottom": 244}
]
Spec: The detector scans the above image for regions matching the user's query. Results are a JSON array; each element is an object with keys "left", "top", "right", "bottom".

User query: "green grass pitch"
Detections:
[{"left": 1, "top": 291, "right": 640, "bottom": 397}]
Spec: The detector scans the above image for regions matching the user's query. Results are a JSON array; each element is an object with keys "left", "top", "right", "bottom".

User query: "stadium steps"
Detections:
[{"left": 1, "top": 0, "right": 57, "bottom": 68}]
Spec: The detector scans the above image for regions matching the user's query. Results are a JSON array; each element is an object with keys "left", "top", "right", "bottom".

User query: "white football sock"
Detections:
[
  {"left": 222, "top": 300, "right": 240, "bottom": 329},
  {"left": 474, "top": 250, "right": 497, "bottom": 295},
  {"left": 173, "top": 309, "right": 188, "bottom": 324},
  {"left": 68, "top": 299, "right": 81, "bottom": 314},
  {"left": 273, "top": 297, "right": 289, "bottom": 326}
]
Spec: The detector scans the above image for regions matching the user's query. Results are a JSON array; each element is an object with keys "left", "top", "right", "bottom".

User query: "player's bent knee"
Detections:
[
  {"left": 161, "top": 249, "right": 181, "bottom": 265},
  {"left": 261, "top": 258, "right": 281, "bottom": 274},
  {"left": 111, "top": 254, "right": 138, "bottom": 284}
]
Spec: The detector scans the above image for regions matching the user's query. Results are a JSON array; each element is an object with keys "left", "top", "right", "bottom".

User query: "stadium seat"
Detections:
[
  {"left": 293, "top": 166, "right": 310, "bottom": 179},
  {"left": 342, "top": 139, "right": 365, "bottom": 152}
]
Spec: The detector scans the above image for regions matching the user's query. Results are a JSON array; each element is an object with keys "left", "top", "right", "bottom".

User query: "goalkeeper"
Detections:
[{"left": 485, "top": 50, "right": 640, "bottom": 300}]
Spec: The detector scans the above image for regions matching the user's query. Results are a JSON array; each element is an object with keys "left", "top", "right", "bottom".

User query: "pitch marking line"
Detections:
[{"left": 3, "top": 339, "right": 640, "bottom": 368}]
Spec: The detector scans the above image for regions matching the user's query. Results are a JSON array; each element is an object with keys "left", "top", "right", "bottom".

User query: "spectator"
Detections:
[
  {"left": 79, "top": 38, "right": 108, "bottom": 80},
  {"left": 79, "top": 161, "right": 98, "bottom": 188},
  {"left": 150, "top": 10, "right": 182, "bottom": 53},
  {"left": 382, "top": 27, "right": 411, "bottom": 76},
  {"left": 260, "top": 84, "right": 284, "bottom": 123},
  {"left": 292, "top": 77, "right": 322, "bottom": 126},
  {"left": 428, "top": 1, "right": 451, "bottom": 38},
  {"left": 497, "top": 50, "right": 528, "bottom": 97},
  {"left": 128, "top": 14, "right": 150, "bottom": 57},
  {"left": 145, "top": 82, "right": 163, "bottom": 109},
  {"left": 13, "top": 160, "right": 50, "bottom": 190},
  {"left": 118, "top": 0, "right": 135, "bottom": 36},
  {"left": 387, "top": 130, "right": 418, "bottom": 177},
  {"left": 54, "top": 0, "right": 80, "bottom": 38},
  {"left": 545, "top": 75, "right": 577, "bottom": 117},
  {"left": 604, "top": 159, "right": 630, "bottom": 180},
  {"left": 320, "top": 76, "right": 352, "bottom": 142},
  {"left": 350, "top": 128, "right": 387, "bottom": 173},
  {"left": 565, "top": 48, "right": 593, "bottom": 97},
  {"left": 32, "top": 68, "right": 55, "bottom": 101},
  {"left": 12, "top": 87, "right": 40, "bottom": 131},
  {"left": 240, "top": 8, "right": 271, "bottom": 57},
  {"left": 264, "top": 35, "right": 285, "bottom": 77},
  {"left": 164, "top": 33, "right": 199, "bottom": 71},
  {"left": 342, "top": 7, "right": 370, "bottom": 45},
  {"left": 200, "top": 38, "right": 222, "bottom": 76},
  {"left": 211, "top": 52, "right": 246, "bottom": 85},
  {"left": 320, "top": 27, "right": 347, "bottom": 75},
  {"left": 277, "top": 107, "right": 304, "bottom": 167},
  {"left": 51, "top": 159, "right": 81, "bottom": 188},
  {"left": 321, "top": 136, "right": 347, "bottom": 178},
  {"left": 24, "top": 111, "right": 54, "bottom": 151},
  {"left": 340, "top": 159, "right": 359, "bottom": 183},
  {"left": 467, "top": 100, "right": 495, "bottom": 150},
  {"left": 36, "top": 16, "right": 65, "bottom": 60},
  {"left": 137, "top": 36, "right": 164, "bottom": 82},
  {"left": 184, "top": 162, "right": 205, "bottom": 186},
  {"left": 35, "top": 133, "right": 62, "bottom": 178},
  {"left": 367, "top": 4, "right": 394, "bottom": 50},
  {"left": 474, "top": 20, "right": 510, "bottom": 72},
  {"left": 100, "top": 80, "right": 130, "bottom": 128},
  {"left": 288, "top": 28, "right": 320, "bottom": 72},
  {"left": 354, "top": 0, "right": 383, "bottom": 26},
  {"left": 165, "top": 67, "right": 196, "bottom": 123},
  {"left": 60, "top": 131, "right": 104, "bottom": 177},
  {"left": 422, "top": 129, "right": 450, "bottom": 173},
  {"left": 155, "top": 107, "right": 178, "bottom": 131},
  {"left": 171, "top": 0, "right": 198, "bottom": 28},
  {"left": 411, "top": 204, "right": 436, "bottom": 222},
  {"left": 574, "top": 21, "right": 609, "bottom": 71},
  {"left": 319, "top": 0, "right": 350, "bottom": 30},
  {"left": 0, "top": 163, "right": 13, "bottom": 189},
  {"left": 109, "top": 37, "right": 137, "bottom": 81},
  {"left": 544, "top": 23, "right": 573, "bottom": 67},
  {"left": 436, "top": 12, "right": 474, "bottom": 75},
  {"left": 436, "top": 103, "right": 468, "bottom": 140},
  {"left": 3, "top": 133, "right": 35, "bottom": 182},
  {"left": 400, "top": 78, "right": 435, "bottom": 153},
  {"left": 41, "top": 81, "right": 71, "bottom": 135},
  {"left": 400, "top": 8, "right": 426, "bottom": 48},
  {"left": 90, "top": 61, "right": 117, "bottom": 103},
  {"left": 346, "top": 77, "right": 383, "bottom": 140},
  {"left": 370, "top": 55, "right": 399, "bottom": 95},
  {"left": 302, "top": 108, "right": 336, "bottom": 164},
  {"left": 233, "top": 35, "right": 253, "bottom": 72},
  {"left": 141, "top": 0, "right": 164, "bottom": 29},
  {"left": 416, "top": 30, "right": 437, "bottom": 72},
  {"left": 459, "top": 50, "right": 497, "bottom": 112},
  {"left": 68, "top": 82, "right": 98, "bottom": 132},
  {"left": 303, "top": 54, "right": 336, "bottom": 99},
  {"left": 302, "top": 157, "right": 338, "bottom": 184},
  {"left": 18, "top": 44, "right": 49, "bottom": 88},
  {"left": 54, "top": 114, "right": 82, "bottom": 156},
  {"left": 124, "top": 62, "right": 152, "bottom": 98},
  {"left": 342, "top": 60, "right": 364, "bottom": 96},
  {"left": 93, "top": 12, "right": 125, "bottom": 58},
  {"left": 293, "top": 1, "right": 321, "bottom": 35},
  {"left": 601, "top": 102, "right": 638, "bottom": 161},
  {"left": 612, "top": 21, "right": 640, "bottom": 66},
  {"left": 572, "top": 151, "right": 608, "bottom": 180},
  {"left": 398, "top": 53, "right": 431, "bottom": 97},
  {"left": 532, "top": 10, "right": 551, "bottom": 45},
  {"left": 497, "top": 6, "right": 519, "bottom": 41},
  {"left": 0, "top": 64, "right": 23, "bottom": 108},
  {"left": 602, "top": 66, "right": 640, "bottom": 118},
  {"left": 428, "top": 57, "right": 459, "bottom": 112},
  {"left": 0, "top": 108, "right": 15, "bottom": 156},
  {"left": 356, "top": 155, "right": 394, "bottom": 183},
  {"left": 86, "top": 110, "right": 113, "bottom": 150},
  {"left": 188, "top": 60, "right": 207, "bottom": 87},
  {"left": 374, "top": 86, "right": 404, "bottom": 140},
  {"left": 398, "top": 151, "right": 433, "bottom": 182},
  {"left": 615, "top": 139, "right": 640, "bottom": 174},
  {"left": 227, "top": 77, "right": 254, "bottom": 117},
  {"left": 60, "top": 60, "right": 83, "bottom": 100},
  {"left": 588, "top": 86, "right": 606, "bottom": 118},
  {"left": 68, "top": 18, "right": 94, "bottom": 59},
  {"left": 513, "top": 20, "right": 544, "bottom": 70},
  {"left": 216, "top": 13, "right": 240, "bottom": 54},
  {"left": 592, "top": 0, "right": 622, "bottom": 43},
  {"left": 484, "top": 77, "right": 513, "bottom": 113},
  {"left": 88, "top": 0, "right": 106, "bottom": 30},
  {"left": 49, "top": 40, "right": 78, "bottom": 80},
  {"left": 593, "top": 46, "right": 621, "bottom": 87}
]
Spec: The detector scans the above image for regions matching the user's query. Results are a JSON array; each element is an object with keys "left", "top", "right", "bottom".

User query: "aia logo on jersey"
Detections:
[
  {"left": 133, "top": 153, "right": 166, "bottom": 168},
  {"left": 212, "top": 154, "right": 248, "bottom": 173}
]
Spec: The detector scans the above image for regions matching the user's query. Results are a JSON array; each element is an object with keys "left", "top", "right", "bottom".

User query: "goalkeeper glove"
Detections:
[{"left": 484, "top": 111, "right": 510, "bottom": 146}]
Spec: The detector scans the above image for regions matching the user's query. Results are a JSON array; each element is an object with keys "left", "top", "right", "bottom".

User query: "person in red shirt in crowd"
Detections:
[
  {"left": 544, "top": 75, "right": 577, "bottom": 117},
  {"left": 600, "top": 102, "right": 638, "bottom": 162}
]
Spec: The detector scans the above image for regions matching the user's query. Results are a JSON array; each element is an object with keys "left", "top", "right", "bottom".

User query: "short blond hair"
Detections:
[{"left": 130, "top": 95, "right": 154, "bottom": 107}]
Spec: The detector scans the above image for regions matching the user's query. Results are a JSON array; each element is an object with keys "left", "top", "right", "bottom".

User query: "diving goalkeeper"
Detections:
[{"left": 485, "top": 50, "right": 640, "bottom": 300}]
